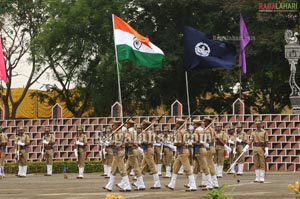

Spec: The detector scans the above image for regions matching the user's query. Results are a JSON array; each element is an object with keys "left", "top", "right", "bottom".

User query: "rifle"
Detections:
[
  {"left": 173, "top": 109, "right": 199, "bottom": 145},
  {"left": 226, "top": 150, "right": 246, "bottom": 173},
  {"left": 99, "top": 131, "right": 107, "bottom": 161},
  {"left": 202, "top": 104, "right": 232, "bottom": 144},
  {"left": 16, "top": 137, "right": 20, "bottom": 162},
  {"left": 74, "top": 131, "right": 79, "bottom": 161},
  {"left": 143, "top": 108, "right": 171, "bottom": 132},
  {"left": 104, "top": 116, "right": 134, "bottom": 142},
  {"left": 41, "top": 134, "right": 45, "bottom": 161}
]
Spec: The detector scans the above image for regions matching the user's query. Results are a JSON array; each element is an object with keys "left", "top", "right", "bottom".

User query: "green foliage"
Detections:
[
  {"left": 3, "top": 160, "right": 103, "bottom": 174},
  {"left": 202, "top": 184, "right": 234, "bottom": 199},
  {"left": 1, "top": 0, "right": 297, "bottom": 117}
]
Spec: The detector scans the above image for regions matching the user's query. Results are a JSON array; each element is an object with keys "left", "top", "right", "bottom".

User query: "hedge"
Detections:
[{"left": 3, "top": 160, "right": 103, "bottom": 174}]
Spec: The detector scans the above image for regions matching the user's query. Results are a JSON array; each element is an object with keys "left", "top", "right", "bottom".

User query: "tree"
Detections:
[
  {"left": 0, "top": 0, "right": 49, "bottom": 119},
  {"left": 33, "top": 0, "right": 128, "bottom": 117}
]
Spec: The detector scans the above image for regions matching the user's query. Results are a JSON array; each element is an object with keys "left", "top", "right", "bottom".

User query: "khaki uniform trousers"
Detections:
[
  {"left": 228, "top": 146, "right": 235, "bottom": 164},
  {"left": 137, "top": 150, "right": 143, "bottom": 167},
  {"left": 44, "top": 149, "right": 54, "bottom": 165},
  {"left": 162, "top": 147, "right": 173, "bottom": 166},
  {"left": 104, "top": 147, "right": 113, "bottom": 166},
  {"left": 154, "top": 146, "right": 162, "bottom": 164},
  {"left": 0, "top": 149, "right": 5, "bottom": 166},
  {"left": 126, "top": 148, "right": 142, "bottom": 177},
  {"left": 206, "top": 146, "right": 216, "bottom": 176},
  {"left": 253, "top": 146, "right": 265, "bottom": 170},
  {"left": 214, "top": 145, "right": 225, "bottom": 165},
  {"left": 111, "top": 149, "right": 127, "bottom": 177},
  {"left": 141, "top": 147, "right": 157, "bottom": 174},
  {"left": 78, "top": 147, "right": 86, "bottom": 167},
  {"left": 18, "top": 149, "right": 28, "bottom": 166},
  {"left": 188, "top": 146, "right": 193, "bottom": 165},
  {"left": 236, "top": 144, "right": 245, "bottom": 164},
  {"left": 193, "top": 147, "right": 209, "bottom": 175},
  {"left": 172, "top": 148, "right": 192, "bottom": 175}
]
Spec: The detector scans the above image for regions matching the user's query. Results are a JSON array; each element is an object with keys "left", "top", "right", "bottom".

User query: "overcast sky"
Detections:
[{"left": 9, "top": 55, "right": 75, "bottom": 90}]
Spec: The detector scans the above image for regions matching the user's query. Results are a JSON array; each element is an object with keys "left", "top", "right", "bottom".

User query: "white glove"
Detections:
[
  {"left": 228, "top": 139, "right": 234, "bottom": 145},
  {"left": 74, "top": 148, "right": 78, "bottom": 158},
  {"left": 242, "top": 144, "right": 249, "bottom": 152},
  {"left": 138, "top": 147, "right": 144, "bottom": 154},
  {"left": 153, "top": 143, "right": 161, "bottom": 146},
  {"left": 233, "top": 147, "right": 237, "bottom": 154},
  {"left": 204, "top": 142, "right": 209, "bottom": 148},
  {"left": 121, "top": 126, "right": 127, "bottom": 133},
  {"left": 43, "top": 140, "right": 49, "bottom": 144},
  {"left": 76, "top": 140, "right": 84, "bottom": 146},
  {"left": 200, "top": 141, "right": 209, "bottom": 148},
  {"left": 224, "top": 144, "right": 232, "bottom": 153},
  {"left": 188, "top": 125, "right": 194, "bottom": 132},
  {"left": 18, "top": 140, "right": 25, "bottom": 146},
  {"left": 102, "top": 148, "right": 107, "bottom": 155},
  {"left": 264, "top": 147, "right": 269, "bottom": 157},
  {"left": 236, "top": 138, "right": 242, "bottom": 143},
  {"left": 103, "top": 141, "right": 109, "bottom": 146}
]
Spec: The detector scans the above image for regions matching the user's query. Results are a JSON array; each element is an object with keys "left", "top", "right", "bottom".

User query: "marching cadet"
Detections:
[
  {"left": 124, "top": 119, "right": 146, "bottom": 191},
  {"left": 162, "top": 125, "right": 174, "bottom": 178},
  {"left": 100, "top": 126, "right": 113, "bottom": 178},
  {"left": 15, "top": 127, "right": 30, "bottom": 177},
  {"left": 0, "top": 126, "right": 8, "bottom": 177},
  {"left": 165, "top": 118, "right": 196, "bottom": 192},
  {"left": 213, "top": 122, "right": 230, "bottom": 178},
  {"left": 140, "top": 120, "right": 161, "bottom": 189},
  {"left": 235, "top": 122, "right": 248, "bottom": 175},
  {"left": 75, "top": 125, "right": 87, "bottom": 179},
  {"left": 243, "top": 119, "right": 269, "bottom": 183},
  {"left": 136, "top": 124, "right": 144, "bottom": 166},
  {"left": 42, "top": 126, "right": 56, "bottom": 176},
  {"left": 103, "top": 120, "right": 131, "bottom": 192},
  {"left": 227, "top": 125, "right": 237, "bottom": 174},
  {"left": 203, "top": 117, "right": 219, "bottom": 189},
  {"left": 191, "top": 119, "right": 214, "bottom": 190},
  {"left": 153, "top": 126, "right": 164, "bottom": 176},
  {"left": 187, "top": 124, "right": 194, "bottom": 171}
]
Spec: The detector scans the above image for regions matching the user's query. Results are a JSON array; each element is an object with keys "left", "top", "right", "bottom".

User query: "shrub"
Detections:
[{"left": 4, "top": 160, "right": 103, "bottom": 174}]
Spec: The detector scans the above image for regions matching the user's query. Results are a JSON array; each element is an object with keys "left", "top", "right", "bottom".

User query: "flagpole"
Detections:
[
  {"left": 185, "top": 71, "right": 191, "bottom": 120},
  {"left": 112, "top": 14, "right": 123, "bottom": 118},
  {"left": 239, "top": 69, "right": 242, "bottom": 99}
]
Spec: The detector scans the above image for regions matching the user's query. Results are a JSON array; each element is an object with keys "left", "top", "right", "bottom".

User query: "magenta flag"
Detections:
[
  {"left": 240, "top": 14, "right": 250, "bottom": 74},
  {"left": 0, "top": 36, "right": 7, "bottom": 83}
]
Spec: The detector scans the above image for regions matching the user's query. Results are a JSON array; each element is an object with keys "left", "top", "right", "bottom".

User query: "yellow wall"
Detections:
[{"left": 1, "top": 88, "right": 74, "bottom": 119}]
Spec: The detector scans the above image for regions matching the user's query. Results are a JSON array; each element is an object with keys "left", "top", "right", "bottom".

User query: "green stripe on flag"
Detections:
[{"left": 117, "top": 44, "right": 163, "bottom": 69}]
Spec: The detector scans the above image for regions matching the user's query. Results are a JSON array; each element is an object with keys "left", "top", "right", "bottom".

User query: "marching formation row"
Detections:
[{"left": 0, "top": 116, "right": 269, "bottom": 192}]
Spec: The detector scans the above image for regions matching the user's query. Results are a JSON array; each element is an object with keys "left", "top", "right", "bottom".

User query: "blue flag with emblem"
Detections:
[{"left": 183, "top": 26, "right": 236, "bottom": 71}]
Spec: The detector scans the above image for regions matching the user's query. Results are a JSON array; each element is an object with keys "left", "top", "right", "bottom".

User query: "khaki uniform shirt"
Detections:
[
  {"left": 112, "top": 130, "right": 124, "bottom": 147},
  {"left": 15, "top": 134, "right": 30, "bottom": 149},
  {"left": 236, "top": 131, "right": 247, "bottom": 143},
  {"left": 250, "top": 128, "right": 268, "bottom": 145},
  {"left": 44, "top": 133, "right": 55, "bottom": 149},
  {"left": 204, "top": 127, "right": 215, "bottom": 144},
  {"left": 0, "top": 133, "right": 8, "bottom": 151},
  {"left": 215, "top": 130, "right": 228, "bottom": 146},
  {"left": 140, "top": 130, "right": 156, "bottom": 144},
  {"left": 174, "top": 128, "right": 189, "bottom": 147}
]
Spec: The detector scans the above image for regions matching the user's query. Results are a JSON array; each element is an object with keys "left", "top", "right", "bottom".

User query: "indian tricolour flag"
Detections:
[{"left": 112, "top": 14, "right": 164, "bottom": 69}]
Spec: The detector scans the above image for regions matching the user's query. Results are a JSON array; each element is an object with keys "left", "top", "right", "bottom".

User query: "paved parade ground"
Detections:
[{"left": 0, "top": 171, "right": 299, "bottom": 199}]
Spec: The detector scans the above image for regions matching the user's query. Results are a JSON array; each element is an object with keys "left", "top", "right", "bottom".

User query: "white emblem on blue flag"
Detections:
[{"left": 195, "top": 42, "right": 210, "bottom": 57}]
